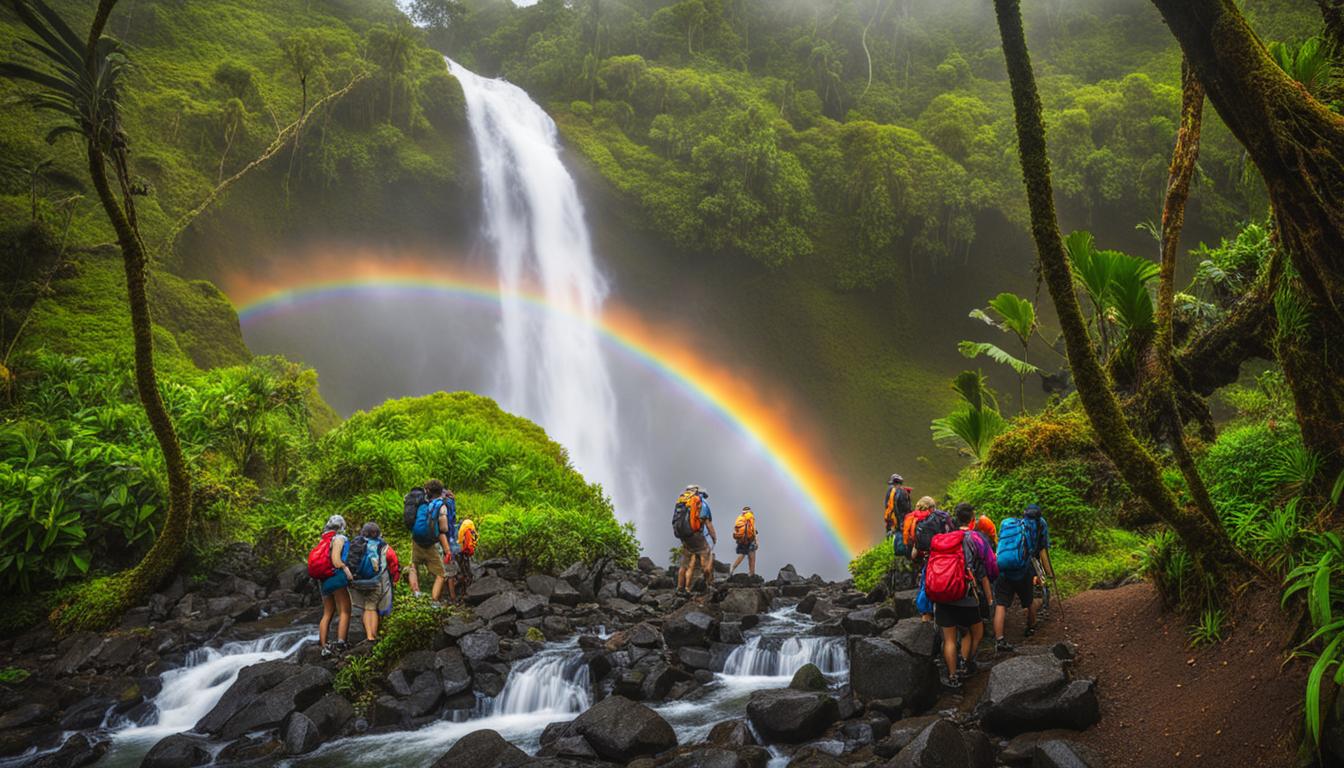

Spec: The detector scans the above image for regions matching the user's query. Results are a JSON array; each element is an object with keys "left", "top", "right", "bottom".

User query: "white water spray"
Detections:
[
  {"left": 720, "top": 634, "right": 848, "bottom": 677},
  {"left": 491, "top": 643, "right": 592, "bottom": 716},
  {"left": 448, "top": 59, "right": 621, "bottom": 496}
]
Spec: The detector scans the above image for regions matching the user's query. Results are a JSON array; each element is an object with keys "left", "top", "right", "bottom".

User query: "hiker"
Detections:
[
  {"left": 454, "top": 518, "right": 478, "bottom": 596},
  {"left": 307, "top": 514, "right": 352, "bottom": 657},
  {"left": 926, "top": 503, "right": 995, "bottom": 690},
  {"left": 905, "top": 496, "right": 953, "bottom": 622},
  {"left": 673, "top": 484, "right": 717, "bottom": 596},
  {"left": 409, "top": 479, "right": 457, "bottom": 602},
  {"left": 973, "top": 507, "right": 998, "bottom": 547},
  {"left": 730, "top": 506, "right": 758, "bottom": 576},
  {"left": 348, "top": 521, "right": 392, "bottom": 644},
  {"left": 884, "top": 473, "right": 913, "bottom": 557},
  {"left": 956, "top": 502, "right": 999, "bottom": 623},
  {"left": 993, "top": 503, "right": 1054, "bottom": 651}
]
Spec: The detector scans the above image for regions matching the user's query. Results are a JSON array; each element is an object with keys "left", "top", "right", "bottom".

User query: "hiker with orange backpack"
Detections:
[
  {"left": 730, "top": 506, "right": 758, "bottom": 577},
  {"left": 905, "top": 496, "right": 952, "bottom": 622},
  {"left": 454, "top": 519, "right": 478, "bottom": 596},
  {"left": 926, "top": 504, "right": 995, "bottom": 690},
  {"left": 307, "top": 514, "right": 353, "bottom": 657},
  {"left": 884, "top": 473, "right": 913, "bottom": 557},
  {"left": 673, "top": 484, "right": 717, "bottom": 596}
]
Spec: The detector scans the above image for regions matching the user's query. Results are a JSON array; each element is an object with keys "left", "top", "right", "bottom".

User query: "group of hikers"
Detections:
[
  {"left": 306, "top": 479, "right": 479, "bottom": 657},
  {"left": 307, "top": 472, "right": 1051, "bottom": 687},
  {"left": 884, "top": 473, "right": 1055, "bottom": 690},
  {"left": 671, "top": 484, "right": 761, "bottom": 595}
]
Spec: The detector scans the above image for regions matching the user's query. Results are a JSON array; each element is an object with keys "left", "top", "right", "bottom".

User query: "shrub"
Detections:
[
  {"left": 848, "top": 540, "right": 898, "bottom": 593},
  {"left": 946, "top": 459, "right": 1122, "bottom": 552}
]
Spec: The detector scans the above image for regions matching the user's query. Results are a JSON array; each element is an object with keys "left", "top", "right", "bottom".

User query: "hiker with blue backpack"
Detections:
[
  {"left": 993, "top": 503, "right": 1054, "bottom": 652},
  {"left": 348, "top": 521, "right": 394, "bottom": 645},
  {"left": 306, "top": 514, "right": 353, "bottom": 657},
  {"left": 403, "top": 479, "right": 458, "bottom": 603}
]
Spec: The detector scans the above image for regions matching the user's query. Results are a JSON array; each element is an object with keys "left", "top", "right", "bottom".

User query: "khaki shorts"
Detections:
[
  {"left": 350, "top": 574, "right": 393, "bottom": 616},
  {"left": 412, "top": 542, "right": 446, "bottom": 579},
  {"left": 680, "top": 533, "right": 712, "bottom": 573}
]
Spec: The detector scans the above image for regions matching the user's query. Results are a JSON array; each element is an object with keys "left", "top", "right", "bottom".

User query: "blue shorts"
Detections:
[
  {"left": 319, "top": 570, "right": 349, "bottom": 596},
  {"left": 735, "top": 540, "right": 758, "bottom": 556}
]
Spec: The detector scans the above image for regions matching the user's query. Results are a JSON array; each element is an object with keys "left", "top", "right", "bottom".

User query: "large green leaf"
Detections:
[
  {"left": 1105, "top": 251, "right": 1158, "bottom": 331},
  {"left": 986, "top": 292, "right": 1036, "bottom": 342},
  {"left": 1065, "top": 230, "right": 1112, "bottom": 307},
  {"left": 957, "top": 340, "right": 1039, "bottom": 376},
  {"left": 930, "top": 404, "right": 1008, "bottom": 462},
  {"left": 950, "top": 369, "right": 997, "bottom": 412}
]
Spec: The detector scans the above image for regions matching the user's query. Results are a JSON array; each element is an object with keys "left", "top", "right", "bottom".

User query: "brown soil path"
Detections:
[{"left": 1021, "top": 582, "right": 1307, "bottom": 768}]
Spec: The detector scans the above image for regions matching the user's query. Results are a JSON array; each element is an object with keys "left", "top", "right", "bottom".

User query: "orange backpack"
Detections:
[
  {"left": 902, "top": 508, "right": 930, "bottom": 547},
  {"left": 457, "top": 520, "right": 478, "bottom": 556},
  {"left": 673, "top": 491, "right": 702, "bottom": 538},
  {"left": 733, "top": 512, "right": 755, "bottom": 543}
]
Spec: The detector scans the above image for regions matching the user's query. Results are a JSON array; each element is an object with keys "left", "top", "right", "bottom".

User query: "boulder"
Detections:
[
  {"left": 618, "top": 580, "right": 646, "bottom": 603},
  {"left": 706, "top": 719, "right": 756, "bottom": 748},
  {"left": 662, "top": 746, "right": 756, "bottom": 768},
  {"left": 1033, "top": 739, "right": 1105, "bottom": 768},
  {"left": 549, "top": 580, "right": 582, "bottom": 607},
  {"left": 789, "top": 663, "right": 829, "bottom": 692},
  {"left": 559, "top": 561, "right": 590, "bottom": 588},
  {"left": 641, "top": 663, "right": 693, "bottom": 701},
  {"left": 570, "top": 694, "right": 677, "bottom": 761},
  {"left": 282, "top": 712, "right": 322, "bottom": 755},
  {"left": 229, "top": 666, "right": 332, "bottom": 738},
  {"left": 746, "top": 688, "right": 840, "bottom": 744},
  {"left": 848, "top": 637, "right": 938, "bottom": 712},
  {"left": 889, "top": 589, "right": 920, "bottom": 618},
  {"left": 887, "top": 719, "right": 972, "bottom": 768},
  {"left": 59, "top": 696, "right": 114, "bottom": 731},
  {"left": 664, "top": 608, "right": 718, "bottom": 649},
  {"left": 678, "top": 646, "right": 714, "bottom": 671},
  {"left": 873, "top": 715, "right": 941, "bottom": 759},
  {"left": 0, "top": 702, "right": 54, "bottom": 731},
  {"left": 526, "top": 574, "right": 558, "bottom": 597},
  {"left": 515, "top": 594, "right": 548, "bottom": 619},
  {"left": 978, "top": 655, "right": 1099, "bottom": 736},
  {"left": 721, "top": 588, "right": 769, "bottom": 615},
  {"left": 444, "top": 615, "right": 486, "bottom": 640},
  {"left": 629, "top": 622, "right": 663, "bottom": 648},
  {"left": 302, "top": 693, "right": 354, "bottom": 740},
  {"left": 882, "top": 619, "right": 940, "bottom": 658},
  {"left": 842, "top": 606, "right": 896, "bottom": 636},
  {"left": 141, "top": 733, "right": 211, "bottom": 768},
  {"left": 459, "top": 630, "right": 502, "bottom": 663},
  {"left": 194, "top": 658, "right": 293, "bottom": 733},
  {"left": 541, "top": 735, "right": 599, "bottom": 760},
  {"left": 50, "top": 633, "right": 103, "bottom": 676},
  {"left": 436, "top": 648, "right": 472, "bottom": 696},
  {"left": 465, "top": 576, "right": 513, "bottom": 605},
  {"left": 27, "top": 733, "right": 107, "bottom": 768},
  {"left": 430, "top": 729, "right": 529, "bottom": 768},
  {"left": 476, "top": 591, "right": 521, "bottom": 621}
]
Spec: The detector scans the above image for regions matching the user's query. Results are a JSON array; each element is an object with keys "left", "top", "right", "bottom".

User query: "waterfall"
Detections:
[
  {"left": 721, "top": 635, "right": 849, "bottom": 678},
  {"left": 447, "top": 59, "right": 620, "bottom": 496},
  {"left": 491, "top": 643, "right": 592, "bottom": 716}
]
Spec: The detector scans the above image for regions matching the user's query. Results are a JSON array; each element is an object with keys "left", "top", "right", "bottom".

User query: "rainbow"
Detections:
[{"left": 229, "top": 261, "right": 871, "bottom": 562}]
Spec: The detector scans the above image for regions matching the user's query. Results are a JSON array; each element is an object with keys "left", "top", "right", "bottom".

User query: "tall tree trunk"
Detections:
[
  {"left": 992, "top": 0, "right": 1239, "bottom": 590},
  {"left": 1319, "top": 0, "right": 1344, "bottom": 57},
  {"left": 1146, "top": 60, "right": 1227, "bottom": 540},
  {"left": 1150, "top": 0, "right": 1344, "bottom": 507},
  {"left": 58, "top": 0, "right": 193, "bottom": 630}
]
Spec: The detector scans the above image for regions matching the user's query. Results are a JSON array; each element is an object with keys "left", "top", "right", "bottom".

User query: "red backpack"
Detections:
[
  {"left": 925, "top": 530, "right": 970, "bottom": 603},
  {"left": 307, "top": 531, "right": 337, "bottom": 580}
]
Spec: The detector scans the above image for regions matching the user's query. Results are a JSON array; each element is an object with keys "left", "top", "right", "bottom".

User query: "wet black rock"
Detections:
[
  {"left": 27, "top": 733, "right": 107, "bottom": 768},
  {"left": 664, "top": 607, "right": 719, "bottom": 649},
  {"left": 873, "top": 715, "right": 941, "bottom": 758},
  {"left": 788, "top": 663, "right": 828, "bottom": 692},
  {"left": 887, "top": 718, "right": 973, "bottom": 768},
  {"left": 978, "top": 655, "right": 1099, "bottom": 736},
  {"left": 0, "top": 702, "right": 54, "bottom": 731},
  {"left": 196, "top": 660, "right": 331, "bottom": 740},
  {"left": 678, "top": 646, "right": 714, "bottom": 671},
  {"left": 549, "top": 579, "right": 582, "bottom": 607},
  {"left": 848, "top": 637, "right": 938, "bottom": 712},
  {"left": 706, "top": 719, "right": 756, "bottom": 748},
  {"left": 282, "top": 711, "right": 323, "bottom": 755},
  {"left": 476, "top": 591, "right": 522, "bottom": 620},
  {"left": 570, "top": 694, "right": 677, "bottom": 761},
  {"left": 302, "top": 693, "right": 354, "bottom": 740},
  {"left": 745, "top": 688, "right": 839, "bottom": 744},
  {"left": 1032, "top": 739, "right": 1105, "bottom": 768},
  {"left": 465, "top": 576, "right": 513, "bottom": 605},
  {"left": 141, "top": 733, "right": 211, "bottom": 768},
  {"left": 435, "top": 647, "right": 472, "bottom": 696},
  {"left": 459, "top": 630, "right": 502, "bottom": 663},
  {"left": 721, "top": 588, "right": 769, "bottom": 615},
  {"left": 527, "top": 574, "right": 559, "bottom": 597},
  {"left": 59, "top": 696, "right": 113, "bottom": 731},
  {"left": 430, "top": 728, "right": 529, "bottom": 768},
  {"left": 882, "top": 619, "right": 940, "bottom": 658}
]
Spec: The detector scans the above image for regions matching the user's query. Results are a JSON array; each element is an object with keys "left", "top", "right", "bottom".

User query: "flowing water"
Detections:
[
  {"left": 447, "top": 57, "right": 627, "bottom": 513},
  {"left": 284, "top": 606, "right": 848, "bottom": 766}
]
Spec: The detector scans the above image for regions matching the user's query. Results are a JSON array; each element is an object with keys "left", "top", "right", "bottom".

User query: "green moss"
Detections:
[{"left": 0, "top": 667, "right": 30, "bottom": 685}]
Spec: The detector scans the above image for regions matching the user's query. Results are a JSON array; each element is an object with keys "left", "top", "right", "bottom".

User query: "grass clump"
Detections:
[
  {"left": 848, "top": 540, "right": 898, "bottom": 593},
  {"left": 333, "top": 591, "right": 452, "bottom": 702}
]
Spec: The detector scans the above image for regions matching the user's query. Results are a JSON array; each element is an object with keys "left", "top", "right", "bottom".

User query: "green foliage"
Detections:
[
  {"left": 957, "top": 341, "right": 1038, "bottom": 377},
  {"left": 1268, "top": 36, "right": 1334, "bottom": 99},
  {"left": 1188, "top": 607, "right": 1226, "bottom": 648},
  {"left": 0, "top": 667, "right": 30, "bottom": 684},
  {"left": 1048, "top": 527, "right": 1144, "bottom": 597},
  {"left": 1065, "top": 229, "right": 1159, "bottom": 345},
  {"left": 300, "top": 391, "right": 638, "bottom": 575},
  {"left": 334, "top": 592, "right": 449, "bottom": 700},
  {"left": 0, "top": 352, "right": 318, "bottom": 593},
  {"left": 931, "top": 371, "right": 1008, "bottom": 464},
  {"left": 947, "top": 457, "right": 1119, "bottom": 553},
  {"left": 848, "top": 539, "right": 896, "bottom": 593}
]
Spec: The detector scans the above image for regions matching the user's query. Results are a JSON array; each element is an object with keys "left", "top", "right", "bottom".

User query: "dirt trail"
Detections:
[{"left": 1022, "top": 582, "right": 1306, "bottom": 768}]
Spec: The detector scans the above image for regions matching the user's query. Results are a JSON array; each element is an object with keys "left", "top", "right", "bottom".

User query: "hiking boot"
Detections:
[
  {"left": 332, "top": 640, "right": 350, "bottom": 655},
  {"left": 320, "top": 645, "right": 335, "bottom": 659},
  {"left": 676, "top": 588, "right": 690, "bottom": 598},
  {"left": 962, "top": 656, "right": 979, "bottom": 676},
  {"left": 1023, "top": 625, "right": 1036, "bottom": 639},
  {"left": 942, "top": 673, "right": 963, "bottom": 692},
  {"left": 996, "top": 638, "right": 1016, "bottom": 653}
]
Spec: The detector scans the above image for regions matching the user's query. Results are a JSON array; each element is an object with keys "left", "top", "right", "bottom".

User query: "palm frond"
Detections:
[{"left": 958, "top": 340, "right": 1039, "bottom": 376}]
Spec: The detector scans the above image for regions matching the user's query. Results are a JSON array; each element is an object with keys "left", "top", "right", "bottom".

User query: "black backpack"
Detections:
[
  {"left": 914, "top": 509, "right": 953, "bottom": 554},
  {"left": 403, "top": 487, "right": 426, "bottom": 533},
  {"left": 671, "top": 491, "right": 700, "bottom": 540}
]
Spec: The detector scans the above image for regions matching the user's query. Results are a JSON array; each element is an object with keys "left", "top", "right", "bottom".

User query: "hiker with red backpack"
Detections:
[
  {"left": 993, "top": 503, "right": 1053, "bottom": 652},
  {"left": 906, "top": 496, "right": 953, "bottom": 622},
  {"left": 307, "top": 514, "right": 353, "bottom": 657},
  {"left": 926, "top": 504, "right": 995, "bottom": 690},
  {"left": 884, "top": 473, "right": 913, "bottom": 557},
  {"left": 673, "top": 484, "right": 717, "bottom": 596}
]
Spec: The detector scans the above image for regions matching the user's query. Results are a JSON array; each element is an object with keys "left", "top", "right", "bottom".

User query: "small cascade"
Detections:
[
  {"left": 491, "top": 644, "right": 592, "bottom": 716},
  {"left": 721, "top": 635, "right": 848, "bottom": 678}
]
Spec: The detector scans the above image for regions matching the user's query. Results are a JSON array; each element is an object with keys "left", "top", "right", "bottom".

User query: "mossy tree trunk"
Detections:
[
  {"left": 1151, "top": 0, "right": 1344, "bottom": 512},
  {"left": 58, "top": 0, "right": 193, "bottom": 630},
  {"left": 992, "top": 0, "right": 1240, "bottom": 590}
]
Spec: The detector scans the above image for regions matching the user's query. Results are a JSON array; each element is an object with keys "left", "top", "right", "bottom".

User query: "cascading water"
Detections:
[
  {"left": 720, "top": 635, "right": 848, "bottom": 678},
  {"left": 447, "top": 58, "right": 624, "bottom": 505},
  {"left": 492, "top": 644, "right": 592, "bottom": 715},
  {"left": 89, "top": 629, "right": 314, "bottom": 768}
]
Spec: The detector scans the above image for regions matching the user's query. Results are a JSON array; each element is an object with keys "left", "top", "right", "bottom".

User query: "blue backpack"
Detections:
[
  {"left": 350, "top": 536, "right": 385, "bottom": 581},
  {"left": 412, "top": 497, "right": 457, "bottom": 546},
  {"left": 997, "top": 517, "right": 1039, "bottom": 575}
]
